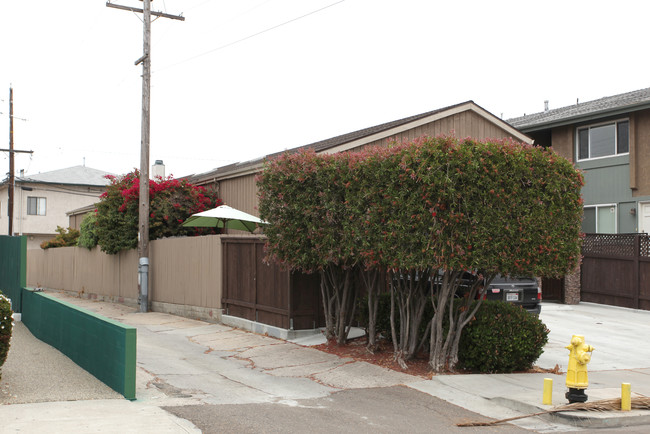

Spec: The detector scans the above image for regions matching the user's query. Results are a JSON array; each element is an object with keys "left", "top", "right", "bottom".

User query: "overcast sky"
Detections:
[{"left": 1, "top": 0, "right": 649, "bottom": 179}]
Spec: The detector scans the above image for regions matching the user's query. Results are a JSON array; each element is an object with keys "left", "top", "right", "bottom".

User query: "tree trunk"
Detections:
[
  {"left": 361, "top": 268, "right": 380, "bottom": 353},
  {"left": 321, "top": 265, "right": 358, "bottom": 345},
  {"left": 429, "top": 271, "right": 495, "bottom": 372},
  {"left": 391, "top": 268, "right": 430, "bottom": 369}
]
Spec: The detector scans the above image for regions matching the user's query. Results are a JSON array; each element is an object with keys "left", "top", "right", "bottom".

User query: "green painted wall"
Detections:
[
  {"left": 0, "top": 236, "right": 26, "bottom": 312},
  {"left": 577, "top": 155, "right": 650, "bottom": 233},
  {"left": 21, "top": 290, "right": 136, "bottom": 400},
  {"left": 578, "top": 155, "right": 632, "bottom": 205}
]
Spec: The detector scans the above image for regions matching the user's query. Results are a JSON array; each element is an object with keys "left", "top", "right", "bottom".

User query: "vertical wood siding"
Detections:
[
  {"left": 219, "top": 174, "right": 260, "bottom": 217},
  {"left": 350, "top": 111, "right": 517, "bottom": 152}
]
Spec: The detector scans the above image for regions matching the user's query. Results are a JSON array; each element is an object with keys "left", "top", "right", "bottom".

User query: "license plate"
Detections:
[{"left": 506, "top": 293, "right": 519, "bottom": 301}]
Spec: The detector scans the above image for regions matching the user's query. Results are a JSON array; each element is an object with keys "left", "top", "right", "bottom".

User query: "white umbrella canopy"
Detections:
[{"left": 182, "top": 205, "right": 267, "bottom": 233}]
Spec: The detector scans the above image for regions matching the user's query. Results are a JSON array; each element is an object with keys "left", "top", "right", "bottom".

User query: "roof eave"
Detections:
[
  {"left": 516, "top": 101, "right": 650, "bottom": 132},
  {"left": 15, "top": 179, "right": 108, "bottom": 188}
]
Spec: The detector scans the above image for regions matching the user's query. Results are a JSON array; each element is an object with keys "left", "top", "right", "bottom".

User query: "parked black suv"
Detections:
[{"left": 480, "top": 275, "right": 541, "bottom": 315}]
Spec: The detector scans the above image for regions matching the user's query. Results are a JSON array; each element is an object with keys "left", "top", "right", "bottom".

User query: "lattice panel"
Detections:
[
  {"left": 582, "top": 234, "right": 637, "bottom": 256},
  {"left": 641, "top": 234, "right": 650, "bottom": 258}
]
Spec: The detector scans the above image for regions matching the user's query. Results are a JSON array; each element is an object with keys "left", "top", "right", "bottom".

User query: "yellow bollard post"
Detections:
[
  {"left": 621, "top": 383, "right": 631, "bottom": 411},
  {"left": 543, "top": 378, "right": 553, "bottom": 405}
]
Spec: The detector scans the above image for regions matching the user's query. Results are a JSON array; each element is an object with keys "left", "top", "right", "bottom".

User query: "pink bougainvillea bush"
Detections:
[
  {"left": 93, "top": 170, "right": 222, "bottom": 254},
  {"left": 257, "top": 136, "right": 583, "bottom": 371}
]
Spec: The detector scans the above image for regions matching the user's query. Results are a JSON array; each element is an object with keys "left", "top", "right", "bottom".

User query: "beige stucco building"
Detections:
[{"left": 0, "top": 166, "right": 112, "bottom": 249}]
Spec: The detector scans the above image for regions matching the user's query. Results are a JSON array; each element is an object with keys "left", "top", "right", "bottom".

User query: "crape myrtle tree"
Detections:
[
  {"left": 94, "top": 170, "right": 222, "bottom": 254},
  {"left": 258, "top": 137, "right": 583, "bottom": 372}
]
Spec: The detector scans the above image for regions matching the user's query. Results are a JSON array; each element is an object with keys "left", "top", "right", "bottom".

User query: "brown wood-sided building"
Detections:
[{"left": 187, "top": 101, "right": 532, "bottom": 218}]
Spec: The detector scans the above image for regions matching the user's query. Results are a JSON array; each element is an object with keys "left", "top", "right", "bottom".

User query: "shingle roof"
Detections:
[
  {"left": 18, "top": 166, "right": 114, "bottom": 186},
  {"left": 508, "top": 87, "right": 650, "bottom": 131}
]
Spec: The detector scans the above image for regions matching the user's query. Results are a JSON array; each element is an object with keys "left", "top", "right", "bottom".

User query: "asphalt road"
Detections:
[{"left": 163, "top": 386, "right": 527, "bottom": 433}]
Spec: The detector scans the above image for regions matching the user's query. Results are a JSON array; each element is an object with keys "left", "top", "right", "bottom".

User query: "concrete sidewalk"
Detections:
[
  {"left": 412, "top": 302, "right": 650, "bottom": 431},
  {"left": 2, "top": 293, "right": 650, "bottom": 432}
]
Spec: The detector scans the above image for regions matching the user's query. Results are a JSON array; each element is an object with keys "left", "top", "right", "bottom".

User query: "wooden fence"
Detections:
[
  {"left": 27, "top": 234, "right": 239, "bottom": 313},
  {"left": 26, "top": 234, "right": 323, "bottom": 329},
  {"left": 581, "top": 233, "right": 650, "bottom": 310},
  {"left": 222, "top": 237, "right": 323, "bottom": 330}
]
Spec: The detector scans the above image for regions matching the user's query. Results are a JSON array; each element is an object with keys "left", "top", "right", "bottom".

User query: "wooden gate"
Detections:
[
  {"left": 222, "top": 237, "right": 323, "bottom": 330},
  {"left": 541, "top": 277, "right": 564, "bottom": 301},
  {"left": 581, "top": 234, "right": 650, "bottom": 310}
]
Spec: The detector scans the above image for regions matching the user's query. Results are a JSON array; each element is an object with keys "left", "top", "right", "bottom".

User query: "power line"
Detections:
[{"left": 156, "top": 0, "right": 345, "bottom": 73}]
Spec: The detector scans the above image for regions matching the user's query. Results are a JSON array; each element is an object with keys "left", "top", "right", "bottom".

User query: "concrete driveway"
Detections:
[{"left": 536, "top": 302, "right": 650, "bottom": 371}]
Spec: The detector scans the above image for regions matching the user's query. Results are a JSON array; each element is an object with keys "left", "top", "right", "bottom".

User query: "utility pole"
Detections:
[
  {"left": 8, "top": 87, "right": 13, "bottom": 236},
  {"left": 107, "top": 1, "right": 184, "bottom": 312},
  {"left": 3, "top": 86, "right": 34, "bottom": 236}
]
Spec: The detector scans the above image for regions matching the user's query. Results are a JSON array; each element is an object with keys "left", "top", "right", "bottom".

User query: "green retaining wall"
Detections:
[
  {"left": 21, "top": 289, "right": 136, "bottom": 400},
  {"left": 0, "top": 236, "right": 27, "bottom": 312}
]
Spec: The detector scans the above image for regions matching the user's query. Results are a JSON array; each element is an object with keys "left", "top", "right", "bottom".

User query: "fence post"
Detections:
[{"left": 634, "top": 234, "right": 640, "bottom": 309}]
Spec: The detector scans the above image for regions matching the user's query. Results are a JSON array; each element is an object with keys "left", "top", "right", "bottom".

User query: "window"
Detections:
[
  {"left": 27, "top": 197, "right": 46, "bottom": 216},
  {"left": 582, "top": 204, "right": 616, "bottom": 234},
  {"left": 577, "top": 120, "right": 629, "bottom": 160}
]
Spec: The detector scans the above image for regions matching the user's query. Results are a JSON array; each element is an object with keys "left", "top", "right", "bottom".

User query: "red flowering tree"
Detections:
[
  {"left": 258, "top": 137, "right": 583, "bottom": 372},
  {"left": 94, "top": 170, "right": 222, "bottom": 254}
]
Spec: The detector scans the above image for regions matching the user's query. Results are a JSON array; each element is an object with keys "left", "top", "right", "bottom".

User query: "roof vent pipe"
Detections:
[{"left": 544, "top": 100, "right": 549, "bottom": 112}]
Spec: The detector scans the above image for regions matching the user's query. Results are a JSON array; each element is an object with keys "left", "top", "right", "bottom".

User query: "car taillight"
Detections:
[{"left": 537, "top": 287, "right": 542, "bottom": 301}]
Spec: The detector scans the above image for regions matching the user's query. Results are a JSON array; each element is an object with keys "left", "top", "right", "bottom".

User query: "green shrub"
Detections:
[
  {"left": 78, "top": 212, "right": 99, "bottom": 249},
  {"left": 0, "top": 292, "right": 13, "bottom": 381},
  {"left": 40, "top": 226, "right": 80, "bottom": 249},
  {"left": 458, "top": 301, "right": 549, "bottom": 373}
]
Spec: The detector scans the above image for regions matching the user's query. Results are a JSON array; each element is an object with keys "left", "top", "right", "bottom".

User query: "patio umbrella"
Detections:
[{"left": 182, "top": 205, "right": 267, "bottom": 233}]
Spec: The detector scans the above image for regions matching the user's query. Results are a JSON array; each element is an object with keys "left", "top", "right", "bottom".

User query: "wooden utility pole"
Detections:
[
  {"left": 8, "top": 87, "right": 13, "bottom": 236},
  {"left": 3, "top": 86, "right": 34, "bottom": 236},
  {"left": 107, "top": 1, "right": 184, "bottom": 312}
]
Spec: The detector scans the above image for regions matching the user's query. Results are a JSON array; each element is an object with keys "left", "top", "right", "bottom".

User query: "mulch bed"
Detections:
[
  {"left": 312, "top": 335, "right": 562, "bottom": 379},
  {"left": 312, "top": 336, "right": 434, "bottom": 379}
]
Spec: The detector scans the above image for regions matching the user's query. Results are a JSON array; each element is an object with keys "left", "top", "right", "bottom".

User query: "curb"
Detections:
[{"left": 492, "top": 397, "right": 650, "bottom": 429}]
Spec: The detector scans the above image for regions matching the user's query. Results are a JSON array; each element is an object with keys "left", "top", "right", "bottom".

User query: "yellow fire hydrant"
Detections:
[{"left": 565, "top": 334, "right": 594, "bottom": 403}]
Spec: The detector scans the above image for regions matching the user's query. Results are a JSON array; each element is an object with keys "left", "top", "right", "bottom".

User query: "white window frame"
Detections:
[
  {"left": 27, "top": 196, "right": 47, "bottom": 216},
  {"left": 583, "top": 203, "right": 617, "bottom": 234},
  {"left": 576, "top": 119, "right": 629, "bottom": 162}
]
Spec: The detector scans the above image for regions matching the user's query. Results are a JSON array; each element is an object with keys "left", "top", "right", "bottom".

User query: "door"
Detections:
[
  {"left": 639, "top": 202, "right": 650, "bottom": 233},
  {"left": 542, "top": 277, "right": 564, "bottom": 301}
]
